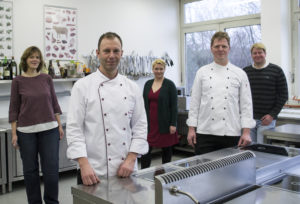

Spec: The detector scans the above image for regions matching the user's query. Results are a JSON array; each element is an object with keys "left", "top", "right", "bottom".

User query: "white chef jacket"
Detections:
[
  {"left": 66, "top": 69, "right": 148, "bottom": 177},
  {"left": 186, "top": 62, "right": 255, "bottom": 136}
]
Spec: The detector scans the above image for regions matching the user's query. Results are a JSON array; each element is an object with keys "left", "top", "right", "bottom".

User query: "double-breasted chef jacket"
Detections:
[
  {"left": 66, "top": 69, "right": 148, "bottom": 177},
  {"left": 187, "top": 62, "right": 255, "bottom": 136}
]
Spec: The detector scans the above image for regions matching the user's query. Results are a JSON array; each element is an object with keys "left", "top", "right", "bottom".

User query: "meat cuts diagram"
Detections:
[{"left": 44, "top": 6, "right": 77, "bottom": 60}]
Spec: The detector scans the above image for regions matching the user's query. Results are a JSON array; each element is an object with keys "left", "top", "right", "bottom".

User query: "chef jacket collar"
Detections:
[
  {"left": 212, "top": 61, "right": 230, "bottom": 69},
  {"left": 96, "top": 68, "right": 120, "bottom": 81}
]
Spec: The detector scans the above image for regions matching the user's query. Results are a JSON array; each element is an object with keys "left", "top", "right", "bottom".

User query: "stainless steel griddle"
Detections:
[{"left": 71, "top": 144, "right": 300, "bottom": 204}]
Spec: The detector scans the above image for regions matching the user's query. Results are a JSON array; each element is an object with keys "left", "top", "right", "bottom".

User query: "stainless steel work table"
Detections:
[
  {"left": 71, "top": 146, "right": 300, "bottom": 204},
  {"left": 0, "top": 128, "right": 7, "bottom": 194},
  {"left": 263, "top": 124, "right": 300, "bottom": 145}
]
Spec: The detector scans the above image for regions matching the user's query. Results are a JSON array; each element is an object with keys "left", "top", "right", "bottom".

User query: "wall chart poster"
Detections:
[
  {"left": 0, "top": 1, "right": 13, "bottom": 58},
  {"left": 44, "top": 5, "right": 77, "bottom": 60}
]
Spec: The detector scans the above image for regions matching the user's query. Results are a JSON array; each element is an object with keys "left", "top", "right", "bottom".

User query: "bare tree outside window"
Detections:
[
  {"left": 227, "top": 25, "right": 261, "bottom": 68},
  {"left": 184, "top": 0, "right": 260, "bottom": 23},
  {"left": 185, "top": 31, "right": 214, "bottom": 95}
]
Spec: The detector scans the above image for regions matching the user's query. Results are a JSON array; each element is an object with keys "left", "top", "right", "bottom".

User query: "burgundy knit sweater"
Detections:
[{"left": 9, "top": 73, "right": 62, "bottom": 127}]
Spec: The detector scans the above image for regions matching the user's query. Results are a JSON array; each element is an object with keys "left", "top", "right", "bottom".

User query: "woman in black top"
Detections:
[{"left": 141, "top": 59, "right": 178, "bottom": 169}]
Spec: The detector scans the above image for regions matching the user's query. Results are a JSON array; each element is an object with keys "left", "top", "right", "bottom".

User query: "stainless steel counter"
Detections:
[
  {"left": 263, "top": 124, "right": 300, "bottom": 145},
  {"left": 71, "top": 146, "right": 300, "bottom": 204},
  {"left": 224, "top": 185, "right": 300, "bottom": 204},
  {"left": 72, "top": 176, "right": 155, "bottom": 204}
]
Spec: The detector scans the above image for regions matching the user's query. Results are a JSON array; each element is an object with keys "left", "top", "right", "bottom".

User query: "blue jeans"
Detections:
[
  {"left": 250, "top": 119, "right": 276, "bottom": 144},
  {"left": 17, "top": 127, "right": 60, "bottom": 204}
]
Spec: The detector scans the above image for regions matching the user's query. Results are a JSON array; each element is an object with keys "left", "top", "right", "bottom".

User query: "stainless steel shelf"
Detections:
[
  {"left": 0, "top": 80, "right": 12, "bottom": 84},
  {"left": 0, "top": 77, "right": 81, "bottom": 84}
]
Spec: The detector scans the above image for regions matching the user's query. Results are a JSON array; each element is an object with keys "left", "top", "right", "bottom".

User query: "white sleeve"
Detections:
[
  {"left": 239, "top": 71, "right": 256, "bottom": 128},
  {"left": 186, "top": 70, "right": 202, "bottom": 127},
  {"left": 66, "top": 80, "right": 88, "bottom": 160},
  {"left": 129, "top": 86, "right": 148, "bottom": 155}
]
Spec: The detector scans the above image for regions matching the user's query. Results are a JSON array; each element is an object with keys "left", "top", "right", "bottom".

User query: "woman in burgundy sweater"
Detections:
[{"left": 9, "top": 46, "right": 64, "bottom": 204}]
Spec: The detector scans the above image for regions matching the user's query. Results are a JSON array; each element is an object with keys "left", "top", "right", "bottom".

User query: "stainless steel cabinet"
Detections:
[
  {"left": 0, "top": 129, "right": 7, "bottom": 194},
  {"left": 4, "top": 122, "right": 76, "bottom": 192},
  {"left": 59, "top": 125, "right": 77, "bottom": 171}
]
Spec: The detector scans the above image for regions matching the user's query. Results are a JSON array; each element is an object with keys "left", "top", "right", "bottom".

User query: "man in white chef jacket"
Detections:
[
  {"left": 187, "top": 31, "right": 255, "bottom": 155},
  {"left": 66, "top": 32, "right": 148, "bottom": 185}
]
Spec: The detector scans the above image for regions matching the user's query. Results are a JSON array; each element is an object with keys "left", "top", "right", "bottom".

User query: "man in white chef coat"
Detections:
[
  {"left": 66, "top": 32, "right": 148, "bottom": 185},
  {"left": 186, "top": 31, "right": 255, "bottom": 155}
]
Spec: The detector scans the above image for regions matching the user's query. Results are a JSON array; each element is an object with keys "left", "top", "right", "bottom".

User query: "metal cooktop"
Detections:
[{"left": 264, "top": 174, "right": 300, "bottom": 193}]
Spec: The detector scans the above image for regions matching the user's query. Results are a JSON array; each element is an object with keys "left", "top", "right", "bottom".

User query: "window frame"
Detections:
[
  {"left": 291, "top": 0, "right": 300, "bottom": 95},
  {"left": 180, "top": 0, "right": 261, "bottom": 91}
]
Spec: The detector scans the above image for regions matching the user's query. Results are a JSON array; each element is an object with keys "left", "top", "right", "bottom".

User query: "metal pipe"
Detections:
[{"left": 169, "top": 185, "right": 200, "bottom": 204}]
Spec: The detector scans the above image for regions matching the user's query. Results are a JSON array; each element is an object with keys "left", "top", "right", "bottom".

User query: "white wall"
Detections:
[
  {"left": 12, "top": 0, "right": 180, "bottom": 83},
  {"left": 261, "top": 0, "right": 292, "bottom": 88},
  {"left": 0, "top": 0, "right": 180, "bottom": 118}
]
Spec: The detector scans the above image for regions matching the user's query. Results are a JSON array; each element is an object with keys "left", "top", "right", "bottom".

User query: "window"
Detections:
[
  {"left": 226, "top": 25, "right": 261, "bottom": 68},
  {"left": 184, "top": 0, "right": 260, "bottom": 23},
  {"left": 181, "top": 0, "right": 261, "bottom": 94}
]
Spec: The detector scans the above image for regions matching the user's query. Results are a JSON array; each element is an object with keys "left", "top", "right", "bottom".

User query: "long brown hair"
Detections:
[{"left": 19, "top": 46, "right": 44, "bottom": 73}]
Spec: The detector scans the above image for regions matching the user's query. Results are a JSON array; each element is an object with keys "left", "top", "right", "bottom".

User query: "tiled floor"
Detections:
[{"left": 0, "top": 150, "right": 193, "bottom": 204}]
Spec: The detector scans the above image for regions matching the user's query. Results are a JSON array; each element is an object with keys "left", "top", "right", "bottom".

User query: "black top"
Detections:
[
  {"left": 143, "top": 78, "right": 178, "bottom": 134},
  {"left": 243, "top": 63, "right": 288, "bottom": 119}
]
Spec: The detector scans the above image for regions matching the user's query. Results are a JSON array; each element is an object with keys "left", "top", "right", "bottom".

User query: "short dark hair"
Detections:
[
  {"left": 211, "top": 31, "right": 230, "bottom": 47},
  {"left": 97, "top": 32, "right": 123, "bottom": 50},
  {"left": 20, "top": 46, "right": 44, "bottom": 73}
]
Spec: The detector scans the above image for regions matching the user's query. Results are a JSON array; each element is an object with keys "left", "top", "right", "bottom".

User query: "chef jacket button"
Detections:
[
  {"left": 227, "top": 77, "right": 230, "bottom": 79},
  {"left": 125, "top": 113, "right": 127, "bottom": 116},
  {"left": 209, "top": 76, "right": 212, "bottom": 79},
  {"left": 212, "top": 118, "right": 214, "bottom": 121},
  {"left": 212, "top": 107, "right": 214, "bottom": 110},
  {"left": 211, "top": 97, "right": 213, "bottom": 99},
  {"left": 102, "top": 98, "right": 104, "bottom": 101},
  {"left": 104, "top": 113, "right": 107, "bottom": 116},
  {"left": 210, "top": 86, "right": 212, "bottom": 88},
  {"left": 101, "top": 84, "right": 104, "bottom": 86},
  {"left": 123, "top": 142, "right": 125, "bottom": 145},
  {"left": 211, "top": 68, "right": 213, "bottom": 71},
  {"left": 121, "top": 157, "right": 124, "bottom": 160},
  {"left": 226, "top": 86, "right": 228, "bottom": 89},
  {"left": 224, "top": 107, "right": 226, "bottom": 110},
  {"left": 123, "top": 128, "right": 126, "bottom": 130},
  {"left": 223, "top": 118, "right": 225, "bottom": 120},
  {"left": 108, "top": 143, "right": 111, "bottom": 146},
  {"left": 124, "top": 97, "right": 127, "bottom": 100},
  {"left": 106, "top": 128, "right": 109, "bottom": 131},
  {"left": 227, "top": 68, "right": 229, "bottom": 70},
  {"left": 108, "top": 158, "right": 111, "bottom": 161},
  {"left": 225, "top": 97, "right": 227, "bottom": 99},
  {"left": 120, "top": 83, "right": 123, "bottom": 86}
]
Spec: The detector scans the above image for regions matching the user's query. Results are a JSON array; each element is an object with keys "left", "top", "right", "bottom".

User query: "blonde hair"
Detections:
[
  {"left": 251, "top": 43, "right": 266, "bottom": 53},
  {"left": 152, "top": 59, "right": 166, "bottom": 69}
]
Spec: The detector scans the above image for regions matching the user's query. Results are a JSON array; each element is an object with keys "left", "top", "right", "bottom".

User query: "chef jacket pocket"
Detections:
[
  {"left": 201, "top": 78, "right": 211, "bottom": 94},
  {"left": 125, "top": 97, "right": 135, "bottom": 120},
  {"left": 229, "top": 81, "right": 240, "bottom": 98}
]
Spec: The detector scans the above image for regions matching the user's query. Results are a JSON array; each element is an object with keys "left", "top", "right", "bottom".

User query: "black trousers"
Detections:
[
  {"left": 140, "top": 146, "right": 173, "bottom": 169},
  {"left": 195, "top": 133, "right": 240, "bottom": 155}
]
